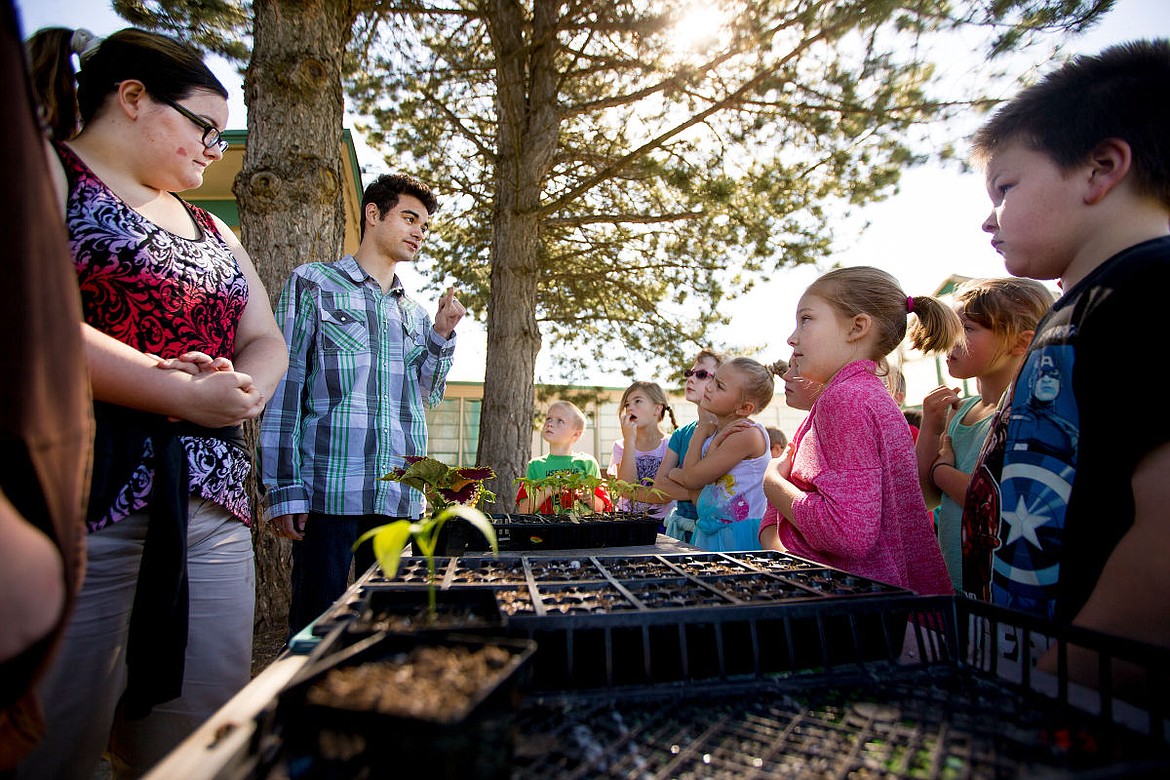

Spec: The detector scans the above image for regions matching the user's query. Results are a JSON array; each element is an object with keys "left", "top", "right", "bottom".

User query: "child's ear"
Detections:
[
  {"left": 846, "top": 313, "right": 873, "bottom": 343},
  {"left": 737, "top": 399, "right": 757, "bottom": 418},
  {"left": 569, "top": 427, "right": 584, "bottom": 442},
  {"left": 1084, "top": 138, "right": 1133, "bottom": 206},
  {"left": 1009, "top": 329, "right": 1035, "bottom": 356}
]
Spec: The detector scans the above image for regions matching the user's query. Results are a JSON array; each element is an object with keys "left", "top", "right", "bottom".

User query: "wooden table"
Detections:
[{"left": 143, "top": 654, "right": 307, "bottom": 780}]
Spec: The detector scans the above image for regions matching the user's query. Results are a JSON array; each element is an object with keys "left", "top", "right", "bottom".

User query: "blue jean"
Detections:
[{"left": 288, "top": 512, "right": 401, "bottom": 637}]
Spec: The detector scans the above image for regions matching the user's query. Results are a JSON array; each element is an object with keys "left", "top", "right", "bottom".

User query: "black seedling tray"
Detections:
[
  {"left": 507, "top": 598, "right": 1170, "bottom": 778},
  {"left": 251, "top": 631, "right": 537, "bottom": 779},
  {"left": 346, "top": 586, "right": 505, "bottom": 637},
  {"left": 351, "top": 550, "right": 916, "bottom": 690},
  {"left": 511, "top": 670, "right": 1169, "bottom": 778},
  {"left": 307, "top": 580, "right": 367, "bottom": 636},
  {"left": 251, "top": 572, "right": 1170, "bottom": 778},
  {"left": 439, "top": 512, "right": 660, "bottom": 554}
]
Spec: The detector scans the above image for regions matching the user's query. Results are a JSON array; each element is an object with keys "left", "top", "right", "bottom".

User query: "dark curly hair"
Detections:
[{"left": 360, "top": 173, "right": 439, "bottom": 239}]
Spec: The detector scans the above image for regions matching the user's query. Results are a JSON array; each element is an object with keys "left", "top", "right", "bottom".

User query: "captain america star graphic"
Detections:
[{"left": 991, "top": 349, "right": 1079, "bottom": 619}]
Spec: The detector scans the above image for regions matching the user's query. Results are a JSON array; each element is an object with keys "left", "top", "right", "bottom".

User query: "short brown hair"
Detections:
[
  {"left": 547, "top": 400, "right": 586, "bottom": 432},
  {"left": 954, "top": 277, "right": 1054, "bottom": 352},
  {"left": 360, "top": 173, "right": 439, "bottom": 240},
  {"left": 971, "top": 39, "right": 1170, "bottom": 209},
  {"left": 693, "top": 347, "right": 726, "bottom": 368}
]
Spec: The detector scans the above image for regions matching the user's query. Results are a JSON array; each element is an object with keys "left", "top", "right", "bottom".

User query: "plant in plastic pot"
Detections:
[
  {"left": 356, "top": 457, "right": 498, "bottom": 619},
  {"left": 514, "top": 470, "right": 605, "bottom": 518},
  {"left": 382, "top": 455, "right": 498, "bottom": 512}
]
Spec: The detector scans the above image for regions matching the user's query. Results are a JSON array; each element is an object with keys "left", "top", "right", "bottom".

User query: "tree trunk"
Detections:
[
  {"left": 480, "top": 217, "right": 542, "bottom": 510},
  {"left": 236, "top": 0, "right": 362, "bottom": 634},
  {"left": 478, "top": 0, "right": 561, "bottom": 508}
]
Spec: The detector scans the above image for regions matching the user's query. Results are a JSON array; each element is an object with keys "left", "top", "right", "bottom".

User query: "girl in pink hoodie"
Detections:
[{"left": 760, "top": 267, "right": 957, "bottom": 595}]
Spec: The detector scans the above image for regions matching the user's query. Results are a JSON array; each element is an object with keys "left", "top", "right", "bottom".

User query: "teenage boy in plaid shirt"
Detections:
[{"left": 260, "top": 173, "right": 465, "bottom": 636}]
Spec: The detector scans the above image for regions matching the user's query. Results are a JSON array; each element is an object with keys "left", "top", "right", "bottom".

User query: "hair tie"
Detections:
[
  {"left": 70, "top": 29, "right": 102, "bottom": 64},
  {"left": 906, "top": 296, "right": 914, "bottom": 314}
]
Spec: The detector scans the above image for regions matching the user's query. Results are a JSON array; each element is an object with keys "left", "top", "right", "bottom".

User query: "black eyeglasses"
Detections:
[
  {"left": 684, "top": 368, "right": 713, "bottom": 379},
  {"left": 156, "top": 95, "right": 229, "bottom": 153}
]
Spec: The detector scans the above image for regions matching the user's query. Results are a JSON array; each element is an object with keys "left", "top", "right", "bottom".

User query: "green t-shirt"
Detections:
[
  {"left": 525, "top": 452, "right": 601, "bottom": 480},
  {"left": 518, "top": 452, "right": 603, "bottom": 513}
]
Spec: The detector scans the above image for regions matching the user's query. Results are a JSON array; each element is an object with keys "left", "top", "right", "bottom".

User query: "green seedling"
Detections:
[{"left": 356, "top": 457, "right": 498, "bottom": 619}]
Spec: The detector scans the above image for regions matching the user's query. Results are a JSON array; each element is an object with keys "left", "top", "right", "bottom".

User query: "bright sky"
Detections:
[{"left": 16, "top": 0, "right": 1170, "bottom": 400}]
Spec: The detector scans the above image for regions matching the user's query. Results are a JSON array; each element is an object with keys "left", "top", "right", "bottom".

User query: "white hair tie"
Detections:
[{"left": 70, "top": 29, "right": 102, "bottom": 64}]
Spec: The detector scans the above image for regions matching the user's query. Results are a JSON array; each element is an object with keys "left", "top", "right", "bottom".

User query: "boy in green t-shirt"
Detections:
[{"left": 516, "top": 401, "right": 612, "bottom": 513}]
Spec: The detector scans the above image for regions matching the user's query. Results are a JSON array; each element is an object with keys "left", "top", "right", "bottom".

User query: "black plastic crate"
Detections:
[
  {"left": 509, "top": 599, "right": 1170, "bottom": 778},
  {"left": 439, "top": 512, "right": 660, "bottom": 554}
]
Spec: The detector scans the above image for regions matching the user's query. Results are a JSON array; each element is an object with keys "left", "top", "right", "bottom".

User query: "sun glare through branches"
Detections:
[{"left": 668, "top": 1, "right": 729, "bottom": 52}]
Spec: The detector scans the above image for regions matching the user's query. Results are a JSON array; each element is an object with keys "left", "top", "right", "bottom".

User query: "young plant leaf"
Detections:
[
  {"left": 439, "top": 504, "right": 498, "bottom": 556},
  {"left": 355, "top": 520, "right": 412, "bottom": 580}
]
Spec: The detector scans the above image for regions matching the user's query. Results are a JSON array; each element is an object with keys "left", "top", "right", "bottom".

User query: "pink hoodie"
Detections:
[{"left": 760, "top": 360, "right": 952, "bottom": 596}]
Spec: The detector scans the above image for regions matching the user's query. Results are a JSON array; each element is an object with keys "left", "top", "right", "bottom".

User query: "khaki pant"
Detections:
[{"left": 15, "top": 499, "right": 254, "bottom": 779}]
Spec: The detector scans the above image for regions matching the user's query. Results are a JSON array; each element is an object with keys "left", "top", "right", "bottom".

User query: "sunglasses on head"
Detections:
[{"left": 684, "top": 368, "right": 713, "bottom": 379}]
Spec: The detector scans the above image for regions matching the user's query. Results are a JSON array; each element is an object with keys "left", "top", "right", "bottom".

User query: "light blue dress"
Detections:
[
  {"left": 663, "top": 421, "right": 700, "bottom": 543},
  {"left": 937, "top": 396, "right": 994, "bottom": 591},
  {"left": 691, "top": 421, "right": 770, "bottom": 552}
]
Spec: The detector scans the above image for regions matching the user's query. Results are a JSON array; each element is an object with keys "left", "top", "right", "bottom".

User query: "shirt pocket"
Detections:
[
  {"left": 320, "top": 303, "right": 369, "bottom": 354},
  {"left": 401, "top": 317, "right": 428, "bottom": 366}
]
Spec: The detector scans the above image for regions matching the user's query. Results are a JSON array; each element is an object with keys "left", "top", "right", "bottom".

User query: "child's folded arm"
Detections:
[
  {"left": 670, "top": 427, "right": 762, "bottom": 489},
  {"left": 787, "top": 466, "right": 884, "bottom": 559}
]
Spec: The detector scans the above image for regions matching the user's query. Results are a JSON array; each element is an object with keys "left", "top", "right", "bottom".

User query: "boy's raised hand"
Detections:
[{"left": 434, "top": 286, "right": 466, "bottom": 338}]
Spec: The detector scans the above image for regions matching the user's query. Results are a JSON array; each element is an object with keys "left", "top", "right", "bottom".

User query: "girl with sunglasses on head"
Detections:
[
  {"left": 21, "top": 26, "right": 287, "bottom": 779},
  {"left": 667, "top": 356, "right": 775, "bottom": 552},
  {"left": 643, "top": 349, "right": 725, "bottom": 543}
]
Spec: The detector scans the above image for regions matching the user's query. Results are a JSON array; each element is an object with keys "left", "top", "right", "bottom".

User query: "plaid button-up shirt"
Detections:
[{"left": 260, "top": 256, "right": 455, "bottom": 520}]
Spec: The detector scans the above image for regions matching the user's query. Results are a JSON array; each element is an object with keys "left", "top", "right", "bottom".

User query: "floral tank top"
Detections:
[
  {"left": 56, "top": 143, "right": 252, "bottom": 531},
  {"left": 695, "top": 421, "right": 770, "bottom": 532}
]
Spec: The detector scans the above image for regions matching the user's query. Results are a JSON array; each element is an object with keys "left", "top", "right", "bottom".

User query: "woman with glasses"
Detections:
[
  {"left": 20, "top": 27, "right": 287, "bottom": 779},
  {"left": 648, "top": 348, "right": 725, "bottom": 544}
]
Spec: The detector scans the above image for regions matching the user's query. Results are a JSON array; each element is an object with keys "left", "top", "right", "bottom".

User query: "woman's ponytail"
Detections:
[{"left": 26, "top": 27, "right": 82, "bottom": 140}]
